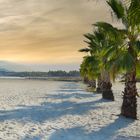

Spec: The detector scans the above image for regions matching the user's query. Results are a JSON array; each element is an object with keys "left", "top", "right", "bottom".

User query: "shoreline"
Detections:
[
  {"left": 0, "top": 76, "right": 82, "bottom": 82},
  {"left": 0, "top": 76, "right": 140, "bottom": 83}
]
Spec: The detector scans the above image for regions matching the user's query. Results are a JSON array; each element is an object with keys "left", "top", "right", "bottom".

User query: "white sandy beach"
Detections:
[{"left": 0, "top": 79, "right": 139, "bottom": 140}]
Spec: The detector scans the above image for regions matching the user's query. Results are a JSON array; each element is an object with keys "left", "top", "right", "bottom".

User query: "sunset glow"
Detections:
[{"left": 0, "top": 0, "right": 113, "bottom": 66}]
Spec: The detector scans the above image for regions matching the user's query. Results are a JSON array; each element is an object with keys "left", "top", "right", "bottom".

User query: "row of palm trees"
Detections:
[{"left": 79, "top": 0, "right": 140, "bottom": 119}]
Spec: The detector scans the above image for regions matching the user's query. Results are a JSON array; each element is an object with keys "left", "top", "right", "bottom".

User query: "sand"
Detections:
[{"left": 0, "top": 79, "right": 139, "bottom": 140}]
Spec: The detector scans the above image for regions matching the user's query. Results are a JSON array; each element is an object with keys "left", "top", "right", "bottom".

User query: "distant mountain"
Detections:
[
  {"left": 0, "top": 61, "right": 80, "bottom": 72},
  {"left": 0, "top": 61, "right": 31, "bottom": 72},
  {"left": 0, "top": 68, "right": 9, "bottom": 72}
]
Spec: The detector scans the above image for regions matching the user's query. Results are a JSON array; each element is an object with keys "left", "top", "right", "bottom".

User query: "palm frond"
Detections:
[
  {"left": 107, "top": 0, "right": 125, "bottom": 19},
  {"left": 79, "top": 48, "right": 91, "bottom": 52},
  {"left": 128, "top": 0, "right": 140, "bottom": 25}
]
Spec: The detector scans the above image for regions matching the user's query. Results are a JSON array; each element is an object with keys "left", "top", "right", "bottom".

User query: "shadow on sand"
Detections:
[
  {"left": 1, "top": 82, "right": 138, "bottom": 140},
  {"left": 49, "top": 116, "right": 138, "bottom": 140},
  {"left": 0, "top": 94, "right": 106, "bottom": 123},
  {"left": 41, "top": 92, "right": 97, "bottom": 100}
]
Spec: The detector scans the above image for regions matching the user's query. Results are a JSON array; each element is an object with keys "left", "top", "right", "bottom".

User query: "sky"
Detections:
[{"left": 0, "top": 0, "right": 119, "bottom": 71}]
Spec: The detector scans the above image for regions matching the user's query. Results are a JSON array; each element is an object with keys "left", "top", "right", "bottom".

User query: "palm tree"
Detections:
[
  {"left": 80, "top": 28, "right": 114, "bottom": 100},
  {"left": 80, "top": 33, "right": 101, "bottom": 90},
  {"left": 80, "top": 56, "right": 98, "bottom": 88},
  {"left": 102, "top": 0, "right": 140, "bottom": 119},
  {"left": 80, "top": 57, "right": 89, "bottom": 84}
]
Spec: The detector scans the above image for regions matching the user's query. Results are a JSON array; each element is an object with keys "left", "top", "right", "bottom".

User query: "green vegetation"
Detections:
[
  {"left": 47, "top": 70, "right": 80, "bottom": 77},
  {"left": 0, "top": 70, "right": 80, "bottom": 78},
  {"left": 80, "top": 0, "right": 140, "bottom": 119}
]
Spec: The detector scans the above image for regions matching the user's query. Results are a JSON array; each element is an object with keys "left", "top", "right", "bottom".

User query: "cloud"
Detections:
[{"left": 0, "top": 0, "right": 119, "bottom": 68}]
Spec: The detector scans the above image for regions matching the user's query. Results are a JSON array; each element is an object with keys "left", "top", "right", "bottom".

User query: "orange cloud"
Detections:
[{"left": 0, "top": 0, "right": 120, "bottom": 65}]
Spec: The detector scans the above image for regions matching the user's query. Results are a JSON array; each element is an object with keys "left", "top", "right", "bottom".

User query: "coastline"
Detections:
[{"left": 0, "top": 76, "right": 82, "bottom": 82}]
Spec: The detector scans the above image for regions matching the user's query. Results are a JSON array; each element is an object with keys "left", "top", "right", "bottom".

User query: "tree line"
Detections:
[{"left": 0, "top": 70, "right": 80, "bottom": 77}]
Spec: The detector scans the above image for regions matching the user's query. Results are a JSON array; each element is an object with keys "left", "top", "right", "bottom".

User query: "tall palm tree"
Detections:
[
  {"left": 80, "top": 58, "right": 89, "bottom": 84},
  {"left": 101, "top": 0, "right": 140, "bottom": 119},
  {"left": 80, "top": 28, "right": 114, "bottom": 100},
  {"left": 80, "top": 55, "right": 98, "bottom": 88},
  {"left": 80, "top": 32, "right": 102, "bottom": 91}
]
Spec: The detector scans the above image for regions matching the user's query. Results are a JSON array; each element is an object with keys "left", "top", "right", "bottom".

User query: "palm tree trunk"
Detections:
[
  {"left": 83, "top": 77, "right": 89, "bottom": 84},
  {"left": 96, "top": 75, "right": 102, "bottom": 92},
  {"left": 102, "top": 71, "right": 114, "bottom": 101},
  {"left": 83, "top": 77, "right": 96, "bottom": 88},
  {"left": 88, "top": 80, "right": 96, "bottom": 88},
  {"left": 121, "top": 70, "right": 137, "bottom": 119}
]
